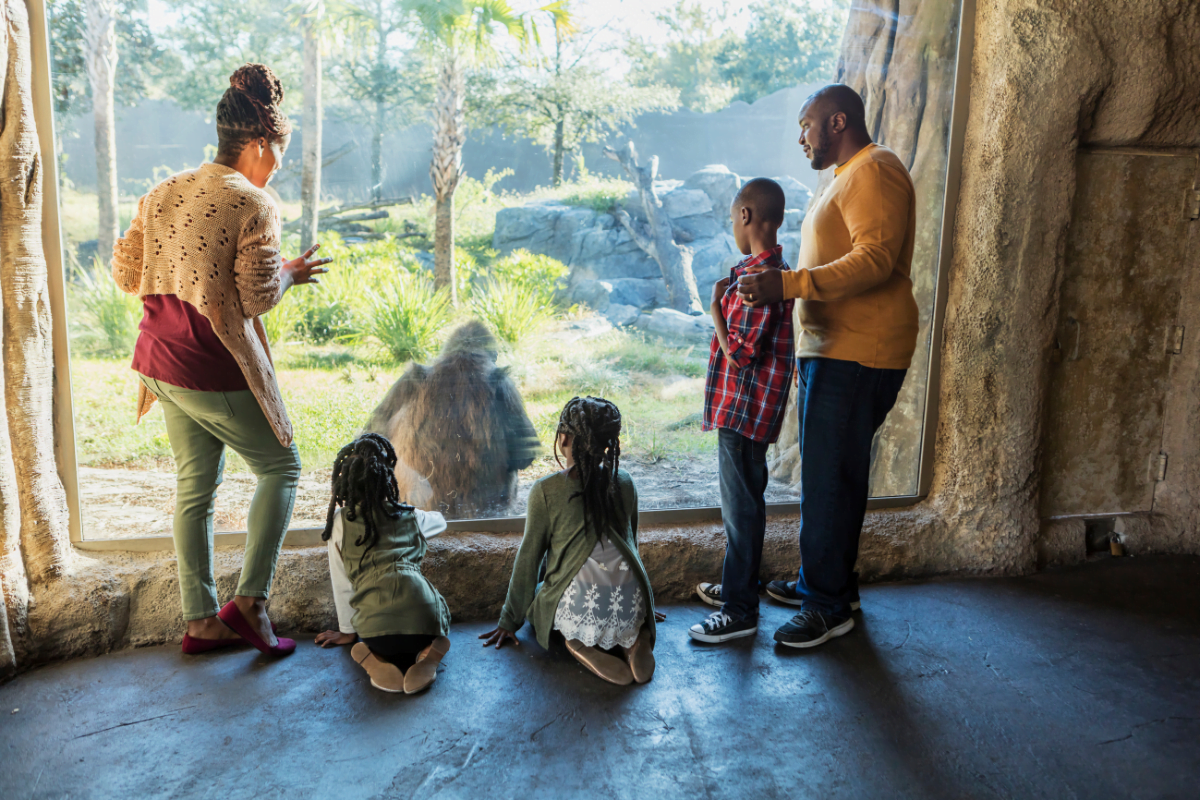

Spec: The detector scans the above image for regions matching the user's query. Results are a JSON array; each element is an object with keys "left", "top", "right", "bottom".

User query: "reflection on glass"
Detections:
[{"left": 50, "top": 0, "right": 960, "bottom": 538}]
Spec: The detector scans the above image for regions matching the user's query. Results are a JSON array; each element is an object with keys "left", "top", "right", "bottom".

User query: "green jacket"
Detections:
[
  {"left": 499, "top": 468, "right": 655, "bottom": 650},
  {"left": 339, "top": 504, "right": 451, "bottom": 639}
]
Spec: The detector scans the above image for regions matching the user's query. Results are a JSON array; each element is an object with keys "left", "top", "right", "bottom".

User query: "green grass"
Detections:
[{"left": 68, "top": 321, "right": 716, "bottom": 475}]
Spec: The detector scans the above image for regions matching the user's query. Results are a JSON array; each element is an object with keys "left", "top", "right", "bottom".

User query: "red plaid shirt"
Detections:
[{"left": 702, "top": 246, "right": 795, "bottom": 444}]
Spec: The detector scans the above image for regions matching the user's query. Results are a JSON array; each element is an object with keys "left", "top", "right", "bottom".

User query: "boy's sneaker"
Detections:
[
  {"left": 773, "top": 609, "right": 855, "bottom": 649},
  {"left": 695, "top": 582, "right": 723, "bottom": 608},
  {"left": 688, "top": 611, "right": 757, "bottom": 643},
  {"left": 766, "top": 580, "right": 861, "bottom": 612}
]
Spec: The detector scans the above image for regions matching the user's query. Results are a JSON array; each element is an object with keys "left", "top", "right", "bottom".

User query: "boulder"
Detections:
[
  {"left": 661, "top": 187, "right": 713, "bottom": 219},
  {"left": 603, "top": 304, "right": 641, "bottom": 328},
  {"left": 570, "top": 279, "right": 612, "bottom": 311},
  {"left": 772, "top": 176, "right": 813, "bottom": 211},
  {"left": 690, "top": 234, "right": 742, "bottom": 289},
  {"left": 635, "top": 308, "right": 716, "bottom": 346},
  {"left": 672, "top": 215, "right": 724, "bottom": 242},
  {"left": 608, "top": 277, "right": 664, "bottom": 309},
  {"left": 783, "top": 208, "right": 806, "bottom": 232},
  {"left": 683, "top": 165, "right": 743, "bottom": 225},
  {"left": 780, "top": 233, "right": 803, "bottom": 270}
]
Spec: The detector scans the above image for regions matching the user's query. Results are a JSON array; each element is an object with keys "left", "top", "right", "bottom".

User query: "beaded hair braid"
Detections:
[
  {"left": 321, "top": 433, "right": 412, "bottom": 563},
  {"left": 554, "top": 396, "right": 624, "bottom": 540},
  {"left": 215, "top": 63, "right": 292, "bottom": 157}
]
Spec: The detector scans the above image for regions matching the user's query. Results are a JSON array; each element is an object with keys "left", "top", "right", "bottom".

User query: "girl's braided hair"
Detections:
[
  {"left": 321, "top": 433, "right": 412, "bottom": 562},
  {"left": 554, "top": 396, "right": 624, "bottom": 540},
  {"left": 215, "top": 63, "right": 292, "bottom": 157}
]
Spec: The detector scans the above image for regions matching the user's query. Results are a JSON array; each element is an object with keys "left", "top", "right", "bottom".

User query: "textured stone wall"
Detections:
[{"left": 6, "top": 0, "right": 1200, "bottom": 673}]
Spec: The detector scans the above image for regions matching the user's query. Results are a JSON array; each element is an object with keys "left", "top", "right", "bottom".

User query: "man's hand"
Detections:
[
  {"left": 479, "top": 626, "right": 519, "bottom": 649},
  {"left": 314, "top": 630, "right": 356, "bottom": 648},
  {"left": 737, "top": 267, "right": 784, "bottom": 308},
  {"left": 711, "top": 276, "right": 730, "bottom": 308}
]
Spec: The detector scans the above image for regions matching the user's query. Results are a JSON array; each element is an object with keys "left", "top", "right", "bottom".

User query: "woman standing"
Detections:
[{"left": 112, "top": 63, "right": 329, "bottom": 657}]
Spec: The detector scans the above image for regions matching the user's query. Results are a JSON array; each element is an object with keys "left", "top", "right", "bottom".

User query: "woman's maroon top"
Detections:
[{"left": 130, "top": 295, "right": 250, "bottom": 392}]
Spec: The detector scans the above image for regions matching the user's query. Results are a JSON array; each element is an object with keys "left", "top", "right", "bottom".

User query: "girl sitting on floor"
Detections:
[
  {"left": 314, "top": 433, "right": 450, "bottom": 694},
  {"left": 480, "top": 396, "right": 664, "bottom": 685}
]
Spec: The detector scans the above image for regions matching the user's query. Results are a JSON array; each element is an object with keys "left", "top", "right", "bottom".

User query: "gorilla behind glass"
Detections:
[{"left": 364, "top": 321, "right": 540, "bottom": 518}]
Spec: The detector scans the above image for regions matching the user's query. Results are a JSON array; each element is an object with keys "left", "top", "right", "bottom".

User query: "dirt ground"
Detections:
[{"left": 78, "top": 457, "right": 803, "bottom": 541}]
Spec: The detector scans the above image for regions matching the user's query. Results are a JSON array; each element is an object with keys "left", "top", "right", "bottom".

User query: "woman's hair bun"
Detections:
[
  {"left": 217, "top": 63, "right": 292, "bottom": 140},
  {"left": 229, "top": 63, "right": 285, "bottom": 108}
]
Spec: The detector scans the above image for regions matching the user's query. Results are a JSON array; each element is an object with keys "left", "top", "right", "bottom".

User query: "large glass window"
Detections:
[{"left": 48, "top": 0, "right": 962, "bottom": 541}]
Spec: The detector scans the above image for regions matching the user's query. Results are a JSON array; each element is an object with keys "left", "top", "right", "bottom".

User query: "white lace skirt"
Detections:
[{"left": 553, "top": 537, "right": 645, "bottom": 650}]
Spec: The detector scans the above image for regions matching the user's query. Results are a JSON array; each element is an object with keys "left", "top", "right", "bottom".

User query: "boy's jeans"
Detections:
[
  {"left": 718, "top": 428, "right": 770, "bottom": 621},
  {"left": 793, "top": 357, "right": 907, "bottom": 617}
]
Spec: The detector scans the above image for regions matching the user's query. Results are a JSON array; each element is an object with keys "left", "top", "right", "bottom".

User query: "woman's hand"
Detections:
[
  {"left": 282, "top": 243, "right": 332, "bottom": 290},
  {"left": 654, "top": 611, "right": 668, "bottom": 623},
  {"left": 315, "top": 630, "right": 356, "bottom": 648},
  {"left": 478, "top": 626, "right": 519, "bottom": 649}
]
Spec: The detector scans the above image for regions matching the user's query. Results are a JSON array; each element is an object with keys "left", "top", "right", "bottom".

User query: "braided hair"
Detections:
[
  {"left": 215, "top": 63, "right": 292, "bottom": 158},
  {"left": 554, "top": 396, "right": 624, "bottom": 540},
  {"left": 321, "top": 433, "right": 412, "bottom": 562}
]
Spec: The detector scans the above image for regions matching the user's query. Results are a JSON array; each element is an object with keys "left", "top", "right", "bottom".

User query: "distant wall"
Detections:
[{"left": 57, "top": 84, "right": 825, "bottom": 204}]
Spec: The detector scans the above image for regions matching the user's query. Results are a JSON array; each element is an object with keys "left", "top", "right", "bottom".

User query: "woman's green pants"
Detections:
[{"left": 139, "top": 375, "right": 301, "bottom": 621}]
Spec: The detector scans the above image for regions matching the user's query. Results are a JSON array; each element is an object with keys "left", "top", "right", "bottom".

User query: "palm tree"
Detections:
[
  {"left": 401, "top": 0, "right": 572, "bottom": 305},
  {"left": 83, "top": 0, "right": 119, "bottom": 264},
  {"left": 299, "top": 0, "right": 324, "bottom": 253}
]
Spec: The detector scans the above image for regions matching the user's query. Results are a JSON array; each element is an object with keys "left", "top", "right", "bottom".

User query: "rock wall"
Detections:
[
  {"left": 492, "top": 165, "right": 812, "bottom": 331},
  {"left": 5, "top": 0, "right": 1200, "bottom": 675}
]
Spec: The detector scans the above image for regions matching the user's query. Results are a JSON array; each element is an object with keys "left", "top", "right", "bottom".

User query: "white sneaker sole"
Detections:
[
  {"left": 695, "top": 582, "right": 723, "bottom": 608},
  {"left": 688, "top": 624, "right": 757, "bottom": 643},
  {"left": 767, "top": 586, "right": 862, "bottom": 613},
  {"left": 775, "top": 616, "right": 855, "bottom": 649}
]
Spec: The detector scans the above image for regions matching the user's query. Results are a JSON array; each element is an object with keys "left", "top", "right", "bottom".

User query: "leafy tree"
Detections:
[
  {"left": 329, "top": 0, "right": 434, "bottom": 202},
  {"left": 479, "top": 20, "right": 678, "bottom": 187},
  {"left": 623, "top": 1, "right": 736, "bottom": 113},
  {"left": 160, "top": 0, "right": 303, "bottom": 116},
  {"left": 720, "top": 1, "right": 849, "bottom": 104},
  {"left": 400, "top": 0, "right": 572, "bottom": 305},
  {"left": 625, "top": 0, "right": 851, "bottom": 112}
]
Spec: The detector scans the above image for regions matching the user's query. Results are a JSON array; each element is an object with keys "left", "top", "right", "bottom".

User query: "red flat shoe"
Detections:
[
  {"left": 216, "top": 602, "right": 295, "bottom": 657},
  {"left": 181, "top": 634, "right": 245, "bottom": 655}
]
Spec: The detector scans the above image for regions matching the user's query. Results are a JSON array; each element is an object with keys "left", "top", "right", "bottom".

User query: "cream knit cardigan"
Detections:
[{"left": 112, "top": 162, "right": 294, "bottom": 447}]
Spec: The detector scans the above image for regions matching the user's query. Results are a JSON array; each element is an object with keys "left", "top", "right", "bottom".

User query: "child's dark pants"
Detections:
[
  {"left": 361, "top": 634, "right": 437, "bottom": 671},
  {"left": 718, "top": 428, "right": 770, "bottom": 622}
]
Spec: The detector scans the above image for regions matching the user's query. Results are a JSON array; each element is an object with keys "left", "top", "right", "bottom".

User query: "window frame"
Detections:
[{"left": 29, "top": 0, "right": 977, "bottom": 553}]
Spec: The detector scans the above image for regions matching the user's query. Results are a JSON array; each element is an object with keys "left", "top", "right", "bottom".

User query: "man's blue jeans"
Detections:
[
  {"left": 794, "top": 357, "right": 907, "bottom": 616},
  {"left": 718, "top": 428, "right": 770, "bottom": 621}
]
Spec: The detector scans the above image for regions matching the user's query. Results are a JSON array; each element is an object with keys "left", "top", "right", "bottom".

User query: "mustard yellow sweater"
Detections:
[
  {"left": 782, "top": 144, "right": 920, "bottom": 370},
  {"left": 112, "top": 162, "right": 294, "bottom": 446}
]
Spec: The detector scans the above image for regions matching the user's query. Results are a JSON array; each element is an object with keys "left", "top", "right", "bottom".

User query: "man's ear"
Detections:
[{"left": 829, "top": 111, "right": 847, "bottom": 135}]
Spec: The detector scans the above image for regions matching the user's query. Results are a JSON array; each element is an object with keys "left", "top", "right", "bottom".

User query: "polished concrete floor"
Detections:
[{"left": 3, "top": 556, "right": 1199, "bottom": 800}]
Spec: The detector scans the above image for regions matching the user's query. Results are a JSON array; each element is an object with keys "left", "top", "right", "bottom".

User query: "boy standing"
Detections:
[{"left": 689, "top": 178, "right": 795, "bottom": 643}]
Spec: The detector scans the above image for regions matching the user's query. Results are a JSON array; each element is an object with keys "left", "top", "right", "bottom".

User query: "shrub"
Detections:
[
  {"left": 559, "top": 176, "right": 634, "bottom": 212},
  {"left": 360, "top": 272, "right": 451, "bottom": 363},
  {"left": 72, "top": 258, "right": 141, "bottom": 357},
  {"left": 471, "top": 279, "right": 555, "bottom": 347},
  {"left": 261, "top": 296, "right": 305, "bottom": 347},
  {"left": 486, "top": 250, "right": 569, "bottom": 307}
]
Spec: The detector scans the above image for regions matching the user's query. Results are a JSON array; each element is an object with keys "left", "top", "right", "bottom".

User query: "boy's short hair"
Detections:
[{"left": 734, "top": 178, "right": 787, "bottom": 227}]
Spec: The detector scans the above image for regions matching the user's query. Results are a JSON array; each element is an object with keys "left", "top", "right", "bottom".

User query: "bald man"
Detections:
[{"left": 737, "top": 84, "right": 918, "bottom": 648}]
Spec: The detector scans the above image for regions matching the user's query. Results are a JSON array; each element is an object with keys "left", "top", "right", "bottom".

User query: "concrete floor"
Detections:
[{"left": 3, "top": 556, "right": 1199, "bottom": 800}]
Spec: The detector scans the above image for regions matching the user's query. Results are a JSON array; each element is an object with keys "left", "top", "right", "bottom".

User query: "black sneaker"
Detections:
[
  {"left": 766, "top": 580, "right": 862, "bottom": 612},
  {"left": 695, "top": 582, "right": 723, "bottom": 608},
  {"left": 688, "top": 611, "right": 757, "bottom": 643},
  {"left": 773, "top": 609, "right": 855, "bottom": 648}
]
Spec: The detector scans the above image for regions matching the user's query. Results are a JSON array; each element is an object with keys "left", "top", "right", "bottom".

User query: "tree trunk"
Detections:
[
  {"left": 768, "top": 0, "right": 961, "bottom": 496},
  {"left": 84, "top": 0, "right": 119, "bottom": 263},
  {"left": 299, "top": 10, "right": 322, "bottom": 253},
  {"left": 1, "top": 0, "right": 72, "bottom": 593},
  {"left": 371, "top": 101, "right": 384, "bottom": 202},
  {"left": 552, "top": 119, "right": 565, "bottom": 187},
  {"left": 430, "top": 56, "right": 465, "bottom": 304},
  {"left": 604, "top": 141, "right": 702, "bottom": 314}
]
